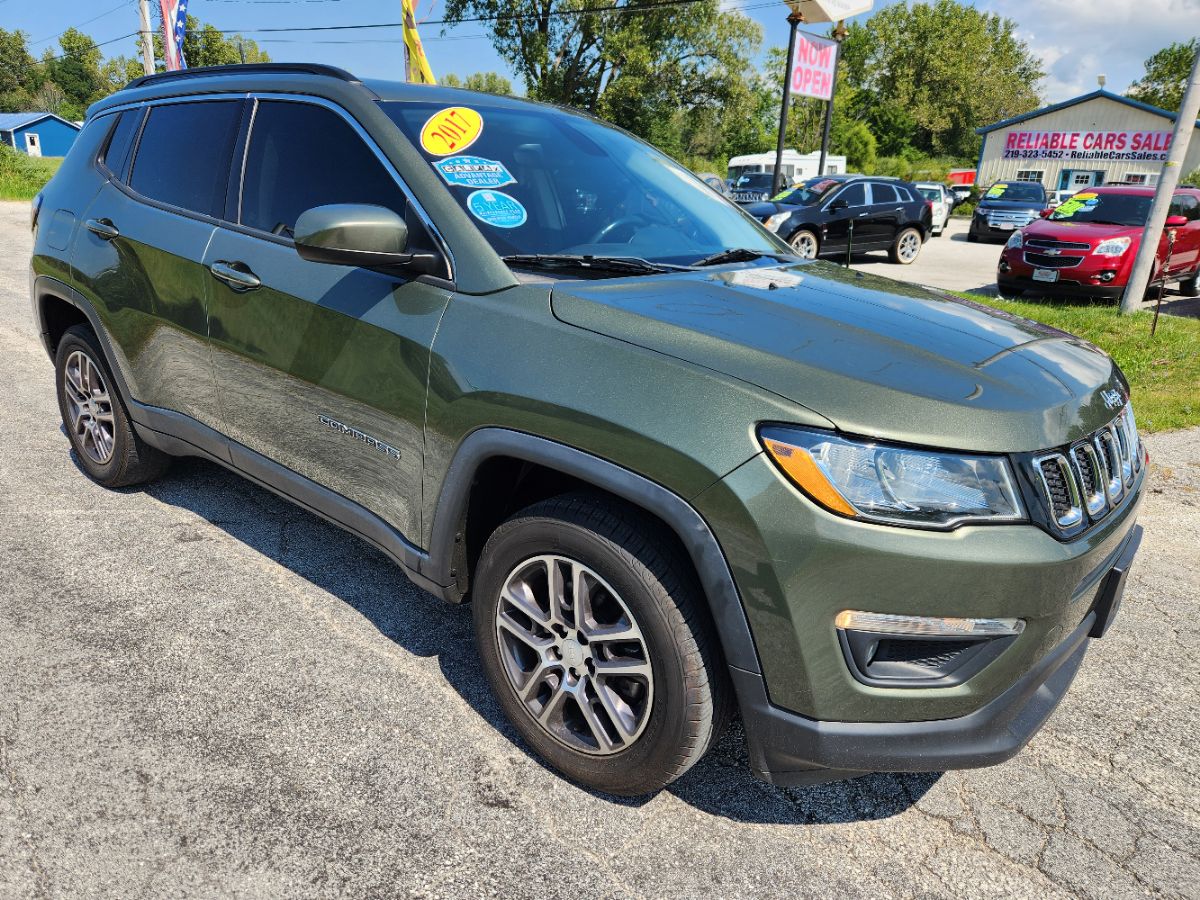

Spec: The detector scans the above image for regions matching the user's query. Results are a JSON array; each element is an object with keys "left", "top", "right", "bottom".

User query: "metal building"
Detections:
[
  {"left": 974, "top": 90, "right": 1200, "bottom": 193},
  {"left": 0, "top": 112, "right": 81, "bottom": 157}
]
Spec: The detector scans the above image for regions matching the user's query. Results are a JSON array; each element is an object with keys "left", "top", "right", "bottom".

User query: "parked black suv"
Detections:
[
  {"left": 969, "top": 181, "right": 1049, "bottom": 242},
  {"left": 742, "top": 175, "right": 933, "bottom": 264}
]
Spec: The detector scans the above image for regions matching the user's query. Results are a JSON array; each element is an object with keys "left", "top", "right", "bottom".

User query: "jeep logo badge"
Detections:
[{"left": 1101, "top": 389, "right": 1123, "bottom": 410}]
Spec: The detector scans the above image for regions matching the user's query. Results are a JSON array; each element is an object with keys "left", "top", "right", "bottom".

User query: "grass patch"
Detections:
[
  {"left": 0, "top": 144, "right": 62, "bottom": 201},
  {"left": 956, "top": 292, "right": 1200, "bottom": 432}
]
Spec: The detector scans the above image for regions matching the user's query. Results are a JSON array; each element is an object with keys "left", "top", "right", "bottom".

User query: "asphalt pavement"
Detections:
[{"left": 2, "top": 200, "right": 1199, "bottom": 898}]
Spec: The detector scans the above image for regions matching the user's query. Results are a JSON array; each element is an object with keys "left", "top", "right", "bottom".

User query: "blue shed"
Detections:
[{"left": 0, "top": 112, "right": 81, "bottom": 158}]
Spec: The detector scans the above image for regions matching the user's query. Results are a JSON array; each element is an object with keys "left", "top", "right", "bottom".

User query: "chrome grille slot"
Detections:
[
  {"left": 1025, "top": 237, "right": 1090, "bottom": 251},
  {"left": 1070, "top": 442, "right": 1107, "bottom": 517},
  {"left": 1094, "top": 428, "right": 1123, "bottom": 502},
  {"left": 1035, "top": 453, "right": 1083, "bottom": 528}
]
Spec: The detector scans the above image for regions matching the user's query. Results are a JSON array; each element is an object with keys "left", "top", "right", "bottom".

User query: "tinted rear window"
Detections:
[
  {"left": 129, "top": 101, "right": 241, "bottom": 217},
  {"left": 239, "top": 100, "right": 409, "bottom": 238},
  {"left": 871, "top": 183, "right": 899, "bottom": 204},
  {"left": 101, "top": 110, "right": 141, "bottom": 178}
]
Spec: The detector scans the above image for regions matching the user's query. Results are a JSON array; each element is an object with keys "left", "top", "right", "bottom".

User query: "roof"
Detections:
[
  {"left": 975, "top": 89, "right": 1200, "bottom": 135},
  {"left": 0, "top": 112, "right": 81, "bottom": 133}
]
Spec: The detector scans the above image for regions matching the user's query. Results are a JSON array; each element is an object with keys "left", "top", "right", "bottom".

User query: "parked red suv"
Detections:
[{"left": 997, "top": 186, "right": 1200, "bottom": 300}]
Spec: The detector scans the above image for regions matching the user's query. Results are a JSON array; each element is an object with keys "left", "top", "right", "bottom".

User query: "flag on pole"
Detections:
[
  {"left": 401, "top": 0, "right": 436, "bottom": 84},
  {"left": 159, "top": 0, "right": 189, "bottom": 71}
]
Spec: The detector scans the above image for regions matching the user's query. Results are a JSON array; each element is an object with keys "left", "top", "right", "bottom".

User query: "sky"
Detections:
[{"left": 2, "top": 0, "right": 1197, "bottom": 109}]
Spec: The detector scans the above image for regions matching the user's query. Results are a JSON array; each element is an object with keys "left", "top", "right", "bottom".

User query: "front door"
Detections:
[
  {"left": 204, "top": 98, "right": 451, "bottom": 542},
  {"left": 821, "top": 181, "right": 869, "bottom": 253},
  {"left": 1164, "top": 193, "right": 1200, "bottom": 276},
  {"left": 857, "top": 181, "right": 906, "bottom": 248},
  {"left": 24, "top": 132, "right": 41, "bottom": 157}
]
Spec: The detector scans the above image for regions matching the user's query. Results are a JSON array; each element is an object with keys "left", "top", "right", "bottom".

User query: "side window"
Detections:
[
  {"left": 100, "top": 109, "right": 141, "bottom": 179},
  {"left": 129, "top": 101, "right": 242, "bottom": 217},
  {"left": 871, "top": 183, "right": 899, "bottom": 204},
  {"left": 240, "top": 100, "right": 409, "bottom": 238},
  {"left": 833, "top": 183, "right": 867, "bottom": 207}
]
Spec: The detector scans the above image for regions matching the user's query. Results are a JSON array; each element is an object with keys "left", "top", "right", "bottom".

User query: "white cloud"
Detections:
[{"left": 982, "top": 0, "right": 1200, "bottom": 103}]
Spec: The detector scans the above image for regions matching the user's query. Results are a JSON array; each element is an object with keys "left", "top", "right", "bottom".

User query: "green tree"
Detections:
[
  {"left": 441, "top": 71, "right": 514, "bottom": 94},
  {"left": 0, "top": 28, "right": 40, "bottom": 109},
  {"left": 838, "top": 0, "right": 1043, "bottom": 159},
  {"left": 1127, "top": 39, "right": 1197, "bottom": 111},
  {"left": 43, "top": 28, "right": 104, "bottom": 118},
  {"left": 179, "top": 19, "right": 270, "bottom": 68}
]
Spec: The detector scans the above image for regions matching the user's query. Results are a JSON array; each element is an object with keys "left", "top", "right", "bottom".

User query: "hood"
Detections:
[
  {"left": 550, "top": 262, "right": 1126, "bottom": 453},
  {"left": 977, "top": 198, "right": 1046, "bottom": 212},
  {"left": 741, "top": 201, "right": 786, "bottom": 218},
  {"left": 1023, "top": 218, "right": 1142, "bottom": 244}
]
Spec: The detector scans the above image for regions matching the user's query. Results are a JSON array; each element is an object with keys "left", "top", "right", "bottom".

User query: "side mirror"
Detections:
[
  {"left": 829, "top": 199, "right": 849, "bottom": 211},
  {"left": 1165, "top": 215, "right": 1188, "bottom": 227},
  {"left": 1039, "top": 208, "right": 1052, "bottom": 218},
  {"left": 294, "top": 203, "right": 438, "bottom": 272}
]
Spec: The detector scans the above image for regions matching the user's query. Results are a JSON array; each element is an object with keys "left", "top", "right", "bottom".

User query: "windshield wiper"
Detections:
[
  {"left": 691, "top": 247, "right": 794, "bottom": 267},
  {"left": 502, "top": 254, "right": 684, "bottom": 275}
]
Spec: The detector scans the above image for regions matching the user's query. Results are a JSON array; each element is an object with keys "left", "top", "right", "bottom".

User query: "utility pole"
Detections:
[
  {"left": 137, "top": 0, "right": 156, "bottom": 76},
  {"left": 1120, "top": 46, "right": 1200, "bottom": 315},
  {"left": 772, "top": 8, "right": 804, "bottom": 197}
]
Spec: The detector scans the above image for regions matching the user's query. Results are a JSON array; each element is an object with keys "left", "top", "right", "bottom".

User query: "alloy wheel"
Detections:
[
  {"left": 898, "top": 230, "right": 921, "bottom": 262},
  {"left": 790, "top": 231, "right": 818, "bottom": 259},
  {"left": 494, "top": 554, "right": 654, "bottom": 755},
  {"left": 62, "top": 349, "right": 116, "bottom": 465}
]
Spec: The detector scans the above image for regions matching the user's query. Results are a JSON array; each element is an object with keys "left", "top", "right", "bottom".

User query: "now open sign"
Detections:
[{"left": 791, "top": 32, "right": 837, "bottom": 101}]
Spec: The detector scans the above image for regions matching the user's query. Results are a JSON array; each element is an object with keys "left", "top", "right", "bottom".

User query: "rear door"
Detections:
[
  {"left": 1165, "top": 193, "right": 1200, "bottom": 276},
  {"left": 204, "top": 97, "right": 452, "bottom": 543},
  {"left": 71, "top": 99, "right": 243, "bottom": 430},
  {"left": 856, "top": 181, "right": 905, "bottom": 247}
]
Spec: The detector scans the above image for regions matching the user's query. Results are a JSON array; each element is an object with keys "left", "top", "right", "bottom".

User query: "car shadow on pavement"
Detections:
[{"left": 137, "top": 455, "right": 940, "bottom": 825}]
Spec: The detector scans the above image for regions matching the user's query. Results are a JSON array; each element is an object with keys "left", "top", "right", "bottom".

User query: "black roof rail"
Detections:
[{"left": 126, "top": 63, "right": 364, "bottom": 91}]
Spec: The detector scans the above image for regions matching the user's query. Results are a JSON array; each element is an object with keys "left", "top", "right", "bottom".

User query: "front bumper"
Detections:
[
  {"left": 694, "top": 448, "right": 1145, "bottom": 784},
  {"left": 998, "top": 273, "right": 1124, "bottom": 300}
]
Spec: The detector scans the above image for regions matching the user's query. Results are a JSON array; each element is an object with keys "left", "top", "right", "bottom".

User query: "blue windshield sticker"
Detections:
[
  {"left": 467, "top": 190, "right": 527, "bottom": 228},
  {"left": 433, "top": 155, "right": 516, "bottom": 189}
]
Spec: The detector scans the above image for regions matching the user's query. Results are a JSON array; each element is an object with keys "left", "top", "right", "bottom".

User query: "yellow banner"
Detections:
[{"left": 402, "top": 0, "right": 436, "bottom": 84}]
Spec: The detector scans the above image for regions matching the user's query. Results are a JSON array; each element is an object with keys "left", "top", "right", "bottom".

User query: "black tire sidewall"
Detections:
[
  {"left": 55, "top": 326, "right": 133, "bottom": 486},
  {"left": 472, "top": 513, "right": 702, "bottom": 796},
  {"left": 789, "top": 228, "right": 819, "bottom": 259}
]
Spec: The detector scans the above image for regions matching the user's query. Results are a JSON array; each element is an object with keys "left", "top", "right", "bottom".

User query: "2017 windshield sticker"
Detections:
[
  {"left": 986, "top": 183, "right": 1008, "bottom": 198},
  {"left": 467, "top": 190, "right": 527, "bottom": 228},
  {"left": 419, "top": 107, "right": 483, "bottom": 155},
  {"left": 433, "top": 155, "right": 516, "bottom": 189}
]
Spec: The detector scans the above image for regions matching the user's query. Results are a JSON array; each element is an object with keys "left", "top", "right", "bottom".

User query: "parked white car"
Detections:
[
  {"left": 1047, "top": 189, "right": 1076, "bottom": 209},
  {"left": 914, "top": 182, "right": 954, "bottom": 236}
]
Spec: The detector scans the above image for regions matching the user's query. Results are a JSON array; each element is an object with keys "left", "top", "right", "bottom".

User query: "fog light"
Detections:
[
  {"left": 834, "top": 610, "right": 1025, "bottom": 637},
  {"left": 998, "top": 259, "right": 1010, "bottom": 273},
  {"left": 1098, "top": 271, "right": 1116, "bottom": 283}
]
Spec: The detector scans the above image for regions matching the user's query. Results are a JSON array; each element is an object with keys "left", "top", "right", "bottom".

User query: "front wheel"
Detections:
[
  {"left": 472, "top": 494, "right": 729, "bottom": 796},
  {"left": 1181, "top": 272, "right": 1200, "bottom": 297},
  {"left": 788, "top": 228, "right": 820, "bottom": 259},
  {"left": 889, "top": 226, "right": 923, "bottom": 264}
]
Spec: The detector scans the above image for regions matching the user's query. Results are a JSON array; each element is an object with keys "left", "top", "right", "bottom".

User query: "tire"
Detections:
[
  {"left": 967, "top": 231, "right": 980, "bottom": 243},
  {"left": 472, "top": 493, "right": 730, "bottom": 796},
  {"left": 1181, "top": 272, "right": 1199, "bottom": 297},
  {"left": 788, "top": 228, "right": 820, "bottom": 259},
  {"left": 55, "top": 324, "right": 169, "bottom": 488},
  {"left": 889, "top": 226, "right": 923, "bottom": 265}
]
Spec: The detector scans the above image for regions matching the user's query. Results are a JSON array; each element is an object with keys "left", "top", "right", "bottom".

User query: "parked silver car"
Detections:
[{"left": 914, "top": 181, "right": 954, "bottom": 236}]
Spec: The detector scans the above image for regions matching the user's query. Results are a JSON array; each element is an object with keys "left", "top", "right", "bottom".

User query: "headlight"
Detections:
[
  {"left": 1093, "top": 236, "right": 1131, "bottom": 257},
  {"left": 1005, "top": 230, "right": 1023, "bottom": 249},
  {"left": 764, "top": 212, "right": 790, "bottom": 232},
  {"left": 760, "top": 426, "right": 1025, "bottom": 528}
]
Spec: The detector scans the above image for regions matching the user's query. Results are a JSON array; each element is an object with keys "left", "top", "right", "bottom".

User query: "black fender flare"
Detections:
[
  {"left": 424, "top": 427, "right": 763, "bottom": 676},
  {"left": 32, "top": 275, "right": 137, "bottom": 400}
]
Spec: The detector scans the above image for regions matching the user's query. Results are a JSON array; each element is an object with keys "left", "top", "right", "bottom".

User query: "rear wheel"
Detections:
[
  {"left": 1180, "top": 271, "right": 1199, "bottom": 297},
  {"left": 54, "top": 324, "right": 169, "bottom": 488},
  {"left": 788, "top": 228, "right": 820, "bottom": 259},
  {"left": 472, "top": 494, "right": 729, "bottom": 796},
  {"left": 889, "top": 226, "right": 923, "bottom": 264}
]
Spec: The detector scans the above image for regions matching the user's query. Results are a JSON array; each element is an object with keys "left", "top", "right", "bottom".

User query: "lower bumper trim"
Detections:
[{"left": 732, "top": 610, "right": 1096, "bottom": 787}]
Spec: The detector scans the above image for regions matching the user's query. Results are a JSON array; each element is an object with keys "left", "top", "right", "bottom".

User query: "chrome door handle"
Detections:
[
  {"left": 85, "top": 218, "right": 119, "bottom": 240},
  {"left": 858, "top": 212, "right": 869, "bottom": 217},
  {"left": 209, "top": 261, "right": 261, "bottom": 292}
]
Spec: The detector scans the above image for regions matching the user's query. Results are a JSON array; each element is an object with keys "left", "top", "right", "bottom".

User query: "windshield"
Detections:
[
  {"left": 1049, "top": 191, "right": 1152, "bottom": 225},
  {"left": 983, "top": 182, "right": 1046, "bottom": 203},
  {"left": 382, "top": 101, "right": 781, "bottom": 266},
  {"left": 735, "top": 173, "right": 775, "bottom": 190},
  {"left": 772, "top": 177, "right": 841, "bottom": 206}
]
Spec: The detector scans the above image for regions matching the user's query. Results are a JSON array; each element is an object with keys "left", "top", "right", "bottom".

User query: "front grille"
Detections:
[
  {"left": 1026, "top": 237, "right": 1091, "bottom": 251},
  {"left": 733, "top": 191, "right": 766, "bottom": 203},
  {"left": 1024, "top": 251, "right": 1084, "bottom": 269},
  {"left": 987, "top": 210, "right": 1036, "bottom": 228},
  {"left": 1029, "top": 406, "right": 1142, "bottom": 536}
]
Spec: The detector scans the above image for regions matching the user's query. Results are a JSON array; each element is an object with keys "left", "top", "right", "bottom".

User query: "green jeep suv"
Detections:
[{"left": 30, "top": 65, "right": 1145, "bottom": 796}]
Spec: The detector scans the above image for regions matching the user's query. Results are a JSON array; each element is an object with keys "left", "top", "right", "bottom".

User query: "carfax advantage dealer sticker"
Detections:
[{"left": 420, "top": 107, "right": 484, "bottom": 156}]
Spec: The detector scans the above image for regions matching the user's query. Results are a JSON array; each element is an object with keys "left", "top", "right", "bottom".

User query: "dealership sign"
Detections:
[
  {"left": 789, "top": 0, "right": 874, "bottom": 23},
  {"left": 790, "top": 32, "right": 838, "bottom": 101},
  {"left": 1002, "top": 130, "right": 1173, "bottom": 161}
]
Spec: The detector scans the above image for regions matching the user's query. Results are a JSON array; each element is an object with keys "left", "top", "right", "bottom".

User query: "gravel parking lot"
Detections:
[{"left": 2, "top": 199, "right": 1199, "bottom": 898}]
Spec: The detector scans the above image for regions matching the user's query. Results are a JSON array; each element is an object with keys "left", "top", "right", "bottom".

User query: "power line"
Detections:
[{"left": 29, "top": 1, "right": 137, "bottom": 48}]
